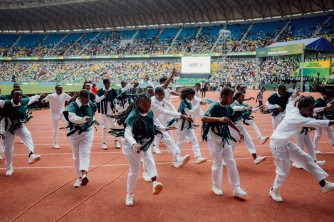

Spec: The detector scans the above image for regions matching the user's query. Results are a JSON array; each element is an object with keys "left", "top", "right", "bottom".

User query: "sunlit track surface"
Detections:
[{"left": 1, "top": 90, "right": 334, "bottom": 222}]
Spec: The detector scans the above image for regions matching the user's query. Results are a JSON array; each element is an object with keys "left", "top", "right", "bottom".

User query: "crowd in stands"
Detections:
[
  {"left": 0, "top": 59, "right": 181, "bottom": 83},
  {"left": 0, "top": 14, "right": 332, "bottom": 58},
  {"left": 1, "top": 55, "right": 328, "bottom": 88}
]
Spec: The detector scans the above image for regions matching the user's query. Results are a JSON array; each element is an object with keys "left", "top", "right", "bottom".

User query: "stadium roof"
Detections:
[
  {"left": 268, "top": 37, "right": 334, "bottom": 52},
  {"left": 0, "top": 0, "right": 333, "bottom": 31}
]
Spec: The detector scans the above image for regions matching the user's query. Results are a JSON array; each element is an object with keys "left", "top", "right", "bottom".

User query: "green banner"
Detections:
[
  {"left": 256, "top": 43, "right": 304, "bottom": 57},
  {"left": 300, "top": 61, "right": 331, "bottom": 78}
]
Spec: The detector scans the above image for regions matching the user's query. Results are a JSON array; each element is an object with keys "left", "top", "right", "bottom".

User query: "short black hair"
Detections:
[
  {"left": 195, "top": 83, "right": 201, "bottom": 87},
  {"left": 103, "top": 79, "right": 110, "bottom": 84},
  {"left": 55, "top": 84, "right": 62, "bottom": 89},
  {"left": 298, "top": 96, "right": 315, "bottom": 109},
  {"left": 180, "top": 88, "right": 195, "bottom": 100},
  {"left": 159, "top": 77, "right": 168, "bottom": 84},
  {"left": 278, "top": 85, "right": 286, "bottom": 91},
  {"left": 155, "top": 86, "right": 164, "bottom": 94},
  {"left": 136, "top": 92, "right": 151, "bottom": 106},
  {"left": 11, "top": 88, "right": 23, "bottom": 96},
  {"left": 236, "top": 84, "right": 246, "bottom": 91},
  {"left": 79, "top": 89, "right": 89, "bottom": 99},
  {"left": 220, "top": 87, "right": 234, "bottom": 98},
  {"left": 233, "top": 91, "right": 244, "bottom": 101}
]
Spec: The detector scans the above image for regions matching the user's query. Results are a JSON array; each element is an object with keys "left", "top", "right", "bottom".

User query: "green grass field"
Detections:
[
  {"left": 0, "top": 83, "right": 120, "bottom": 95},
  {"left": 0, "top": 84, "right": 84, "bottom": 95}
]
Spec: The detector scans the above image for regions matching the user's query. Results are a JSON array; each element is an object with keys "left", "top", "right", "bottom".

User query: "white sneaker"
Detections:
[
  {"left": 114, "top": 141, "right": 121, "bottom": 149},
  {"left": 81, "top": 174, "right": 89, "bottom": 186},
  {"left": 74, "top": 178, "right": 82, "bottom": 188},
  {"left": 254, "top": 156, "right": 266, "bottom": 164},
  {"left": 143, "top": 172, "right": 152, "bottom": 182},
  {"left": 195, "top": 156, "right": 207, "bottom": 164},
  {"left": 292, "top": 162, "right": 302, "bottom": 169},
  {"left": 259, "top": 136, "right": 269, "bottom": 145},
  {"left": 0, "top": 155, "right": 2, "bottom": 160},
  {"left": 53, "top": 144, "right": 60, "bottom": 149},
  {"left": 269, "top": 187, "right": 283, "bottom": 202},
  {"left": 28, "top": 154, "right": 41, "bottom": 164},
  {"left": 101, "top": 143, "right": 107, "bottom": 150},
  {"left": 212, "top": 185, "right": 223, "bottom": 196},
  {"left": 316, "top": 160, "right": 326, "bottom": 166},
  {"left": 152, "top": 181, "right": 163, "bottom": 195},
  {"left": 5, "top": 167, "right": 13, "bottom": 176},
  {"left": 222, "top": 160, "right": 226, "bottom": 167},
  {"left": 233, "top": 187, "right": 247, "bottom": 198},
  {"left": 126, "top": 193, "right": 133, "bottom": 206},
  {"left": 153, "top": 146, "right": 161, "bottom": 154},
  {"left": 20, "top": 140, "right": 24, "bottom": 144},
  {"left": 172, "top": 155, "right": 191, "bottom": 168},
  {"left": 314, "top": 149, "right": 322, "bottom": 154},
  {"left": 321, "top": 181, "right": 334, "bottom": 193}
]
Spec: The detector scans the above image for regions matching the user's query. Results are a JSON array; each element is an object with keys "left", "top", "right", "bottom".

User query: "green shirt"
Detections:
[
  {"left": 178, "top": 100, "right": 193, "bottom": 130},
  {"left": 65, "top": 100, "right": 97, "bottom": 131},
  {"left": 125, "top": 109, "right": 156, "bottom": 151},
  {"left": 202, "top": 102, "right": 235, "bottom": 144},
  {"left": 230, "top": 101, "right": 252, "bottom": 122}
]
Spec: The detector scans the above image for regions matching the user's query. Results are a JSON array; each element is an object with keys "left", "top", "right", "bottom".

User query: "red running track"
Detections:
[{"left": 0, "top": 90, "right": 334, "bottom": 222}]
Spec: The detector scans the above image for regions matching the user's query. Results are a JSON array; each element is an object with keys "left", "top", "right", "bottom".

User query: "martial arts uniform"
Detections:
[
  {"left": 230, "top": 100, "right": 266, "bottom": 164},
  {"left": 313, "top": 97, "right": 334, "bottom": 151},
  {"left": 0, "top": 95, "right": 41, "bottom": 176},
  {"left": 269, "top": 100, "right": 331, "bottom": 201},
  {"left": 96, "top": 87, "right": 120, "bottom": 149},
  {"left": 151, "top": 97, "right": 190, "bottom": 167},
  {"left": 293, "top": 107, "right": 327, "bottom": 168},
  {"left": 191, "top": 89, "right": 204, "bottom": 119},
  {"left": 266, "top": 91, "right": 293, "bottom": 130},
  {"left": 116, "top": 83, "right": 137, "bottom": 113},
  {"left": 176, "top": 99, "right": 206, "bottom": 163},
  {"left": 43, "top": 92, "right": 72, "bottom": 148},
  {"left": 63, "top": 99, "right": 96, "bottom": 187},
  {"left": 202, "top": 102, "right": 246, "bottom": 197},
  {"left": 122, "top": 109, "right": 163, "bottom": 205}
]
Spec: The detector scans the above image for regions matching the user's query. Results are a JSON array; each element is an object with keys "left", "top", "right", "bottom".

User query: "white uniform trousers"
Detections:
[
  {"left": 244, "top": 119, "right": 263, "bottom": 139},
  {"left": 0, "top": 138, "right": 4, "bottom": 154},
  {"left": 100, "top": 113, "right": 119, "bottom": 144},
  {"left": 271, "top": 142, "right": 328, "bottom": 190},
  {"left": 313, "top": 126, "right": 334, "bottom": 148},
  {"left": 294, "top": 133, "right": 316, "bottom": 161},
  {"left": 155, "top": 131, "right": 180, "bottom": 157},
  {"left": 4, "top": 125, "right": 35, "bottom": 169},
  {"left": 177, "top": 128, "right": 201, "bottom": 158},
  {"left": 51, "top": 115, "right": 66, "bottom": 145},
  {"left": 271, "top": 112, "right": 285, "bottom": 130},
  {"left": 68, "top": 128, "right": 94, "bottom": 178},
  {"left": 122, "top": 139, "right": 157, "bottom": 194},
  {"left": 230, "top": 122, "right": 257, "bottom": 154},
  {"left": 207, "top": 138, "right": 241, "bottom": 189}
]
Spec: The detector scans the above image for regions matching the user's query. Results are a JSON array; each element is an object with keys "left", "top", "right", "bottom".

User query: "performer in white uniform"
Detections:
[
  {"left": 201, "top": 87, "right": 247, "bottom": 198},
  {"left": 42, "top": 85, "right": 76, "bottom": 149},
  {"left": 63, "top": 90, "right": 97, "bottom": 188},
  {"left": 96, "top": 79, "right": 120, "bottom": 149},
  {"left": 0, "top": 89, "right": 42, "bottom": 176},
  {"left": 151, "top": 86, "right": 192, "bottom": 168},
  {"left": 269, "top": 96, "right": 334, "bottom": 202}
]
